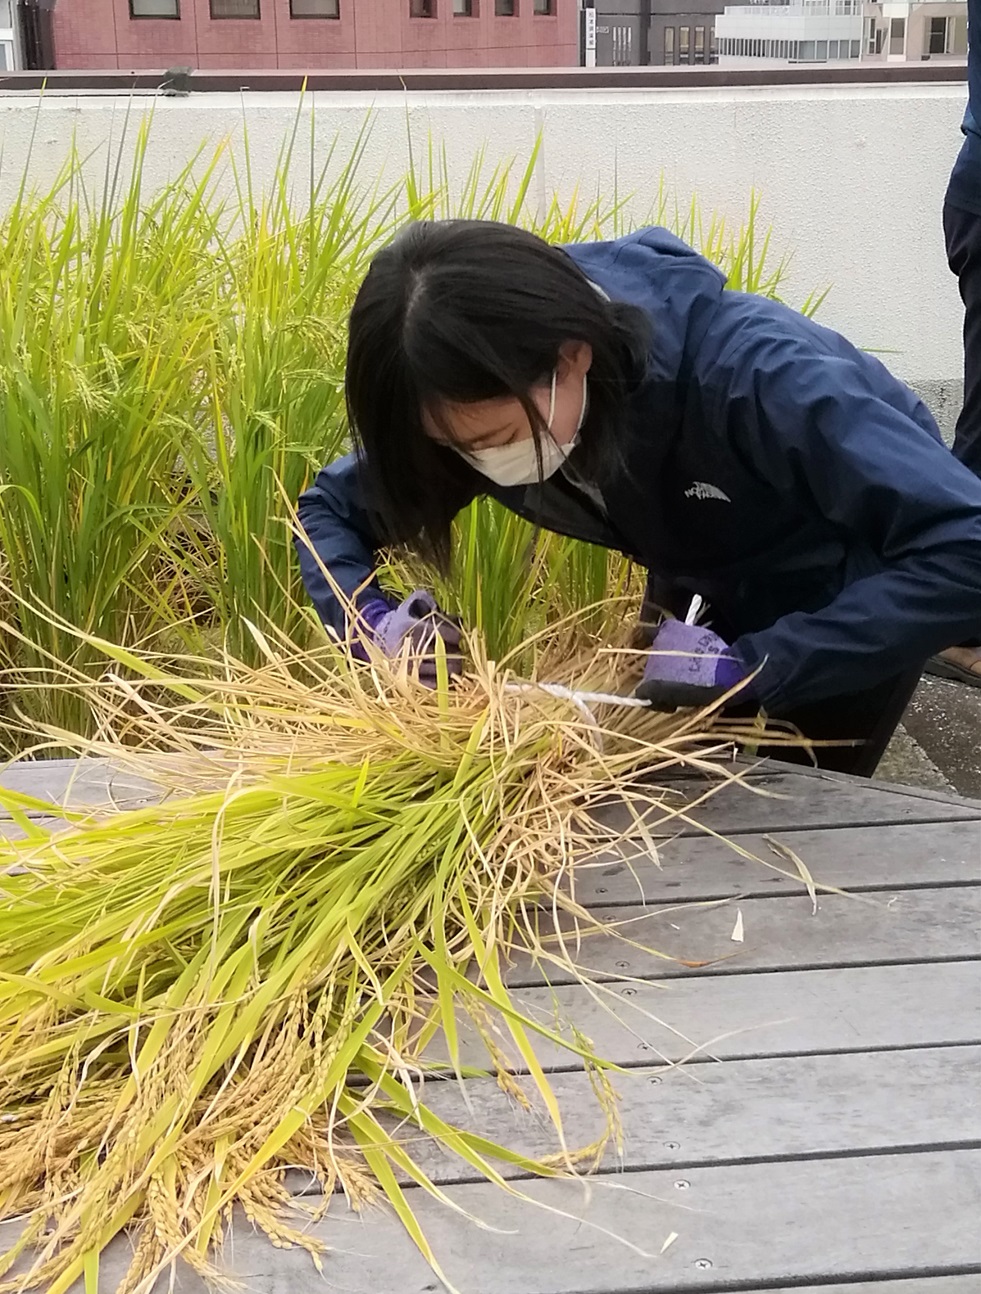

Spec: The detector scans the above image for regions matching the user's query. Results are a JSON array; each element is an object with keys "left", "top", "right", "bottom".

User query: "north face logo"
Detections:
[{"left": 685, "top": 481, "right": 732, "bottom": 502}]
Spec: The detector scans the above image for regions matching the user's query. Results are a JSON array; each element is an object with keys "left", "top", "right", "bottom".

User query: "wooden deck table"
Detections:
[{"left": 2, "top": 758, "right": 979, "bottom": 1293}]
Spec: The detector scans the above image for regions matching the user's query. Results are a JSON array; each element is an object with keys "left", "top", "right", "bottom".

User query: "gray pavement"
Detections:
[{"left": 877, "top": 674, "right": 981, "bottom": 801}]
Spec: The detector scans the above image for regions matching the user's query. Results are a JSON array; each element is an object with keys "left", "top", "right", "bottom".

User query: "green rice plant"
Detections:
[
  {"left": 169, "top": 114, "right": 406, "bottom": 660},
  {"left": 540, "top": 533, "right": 639, "bottom": 636},
  {"left": 0, "top": 119, "right": 227, "bottom": 736},
  {"left": 379, "top": 498, "right": 544, "bottom": 664},
  {"left": 0, "top": 106, "right": 818, "bottom": 748},
  {"left": 0, "top": 603, "right": 730, "bottom": 1294}
]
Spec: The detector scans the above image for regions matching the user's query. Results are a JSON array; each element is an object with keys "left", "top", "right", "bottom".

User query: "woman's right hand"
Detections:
[{"left": 357, "top": 590, "right": 463, "bottom": 685}]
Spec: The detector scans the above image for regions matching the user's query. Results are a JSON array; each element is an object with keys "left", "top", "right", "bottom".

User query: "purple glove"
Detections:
[
  {"left": 635, "top": 619, "right": 747, "bottom": 710},
  {"left": 353, "top": 590, "right": 463, "bottom": 685}
]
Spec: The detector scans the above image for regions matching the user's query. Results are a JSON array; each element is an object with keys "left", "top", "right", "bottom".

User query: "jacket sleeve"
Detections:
[
  {"left": 295, "top": 453, "right": 391, "bottom": 639},
  {"left": 718, "top": 340, "right": 981, "bottom": 713},
  {"left": 295, "top": 451, "right": 481, "bottom": 639}
]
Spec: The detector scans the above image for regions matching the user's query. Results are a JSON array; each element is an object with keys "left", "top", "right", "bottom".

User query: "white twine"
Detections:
[{"left": 503, "top": 680, "right": 648, "bottom": 730}]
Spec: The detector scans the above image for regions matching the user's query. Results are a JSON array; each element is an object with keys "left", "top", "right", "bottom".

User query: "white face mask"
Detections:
[{"left": 462, "top": 370, "right": 588, "bottom": 489}]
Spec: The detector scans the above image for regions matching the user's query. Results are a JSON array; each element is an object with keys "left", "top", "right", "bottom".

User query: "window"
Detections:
[
  {"left": 495, "top": 0, "right": 515, "bottom": 13},
  {"left": 0, "top": 40, "right": 10, "bottom": 71},
  {"left": 816, "top": 39, "right": 827, "bottom": 59},
  {"left": 663, "top": 25, "right": 675, "bottom": 63},
  {"left": 799, "top": 39, "right": 815, "bottom": 59},
  {"left": 130, "top": 0, "right": 180, "bottom": 14},
  {"left": 694, "top": 25, "right": 705, "bottom": 62},
  {"left": 291, "top": 0, "right": 339, "bottom": 14},
  {"left": 410, "top": 0, "right": 435, "bottom": 14},
  {"left": 828, "top": 39, "right": 838, "bottom": 59},
  {"left": 850, "top": 39, "right": 859, "bottom": 57},
  {"left": 888, "top": 16, "right": 905, "bottom": 55},
  {"left": 533, "top": 0, "right": 554, "bottom": 13},
  {"left": 210, "top": 0, "right": 260, "bottom": 15},
  {"left": 679, "top": 25, "right": 689, "bottom": 62},
  {"left": 454, "top": 0, "right": 474, "bottom": 11},
  {"left": 866, "top": 18, "right": 876, "bottom": 54},
  {"left": 929, "top": 16, "right": 949, "bottom": 55}
]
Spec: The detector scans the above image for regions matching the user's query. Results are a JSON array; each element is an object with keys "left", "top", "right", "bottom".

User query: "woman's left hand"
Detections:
[
  {"left": 370, "top": 590, "right": 464, "bottom": 686},
  {"left": 635, "top": 619, "right": 748, "bottom": 710}
]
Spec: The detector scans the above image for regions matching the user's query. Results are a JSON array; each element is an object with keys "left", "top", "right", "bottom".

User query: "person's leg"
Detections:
[
  {"left": 744, "top": 667, "right": 924, "bottom": 778},
  {"left": 944, "top": 199, "right": 981, "bottom": 477},
  {"left": 928, "top": 203, "right": 981, "bottom": 677}
]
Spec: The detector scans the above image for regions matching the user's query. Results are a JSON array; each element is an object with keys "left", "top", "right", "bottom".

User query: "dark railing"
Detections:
[{"left": 0, "top": 62, "right": 966, "bottom": 94}]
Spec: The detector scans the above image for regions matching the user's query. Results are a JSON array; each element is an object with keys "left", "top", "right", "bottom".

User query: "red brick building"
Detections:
[{"left": 50, "top": 0, "right": 579, "bottom": 69}]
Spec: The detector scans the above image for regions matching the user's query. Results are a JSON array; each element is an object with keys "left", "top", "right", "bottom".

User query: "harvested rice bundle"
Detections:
[{"left": 0, "top": 623, "right": 729, "bottom": 1294}]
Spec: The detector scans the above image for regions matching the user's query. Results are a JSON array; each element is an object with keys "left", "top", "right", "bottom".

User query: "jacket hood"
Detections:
[{"left": 564, "top": 227, "right": 727, "bottom": 383}]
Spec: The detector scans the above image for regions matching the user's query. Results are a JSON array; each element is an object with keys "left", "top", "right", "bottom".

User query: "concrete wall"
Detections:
[
  {"left": 51, "top": 0, "right": 579, "bottom": 71},
  {"left": 0, "top": 79, "right": 967, "bottom": 427}
]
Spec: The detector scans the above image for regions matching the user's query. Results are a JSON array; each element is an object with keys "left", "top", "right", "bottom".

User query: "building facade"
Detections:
[
  {"left": 862, "top": 1, "right": 966, "bottom": 63},
  {"left": 650, "top": 0, "right": 724, "bottom": 65},
  {"left": 46, "top": 0, "right": 579, "bottom": 70},
  {"left": 715, "top": 0, "right": 965, "bottom": 67},
  {"left": 591, "top": 0, "right": 723, "bottom": 65},
  {"left": 716, "top": 0, "right": 863, "bottom": 66},
  {"left": 1, "top": 0, "right": 20, "bottom": 68}
]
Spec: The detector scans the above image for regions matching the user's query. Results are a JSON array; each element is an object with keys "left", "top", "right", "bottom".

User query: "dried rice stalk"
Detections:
[{"left": 0, "top": 615, "right": 743, "bottom": 1294}]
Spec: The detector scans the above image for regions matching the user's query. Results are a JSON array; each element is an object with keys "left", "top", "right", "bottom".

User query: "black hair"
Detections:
[{"left": 345, "top": 218, "right": 650, "bottom": 569}]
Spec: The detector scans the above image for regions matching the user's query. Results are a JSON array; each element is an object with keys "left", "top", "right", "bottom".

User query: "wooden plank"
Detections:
[
  {"left": 0, "top": 817, "right": 69, "bottom": 872},
  {"left": 504, "top": 887, "right": 981, "bottom": 987},
  {"left": 5, "top": 759, "right": 979, "bottom": 830},
  {"left": 361, "top": 1046, "right": 981, "bottom": 1188},
  {"left": 573, "top": 820, "right": 981, "bottom": 907},
  {"left": 736, "top": 1284, "right": 981, "bottom": 1294},
  {"left": 66, "top": 1150, "right": 981, "bottom": 1293},
  {"left": 736, "top": 1283, "right": 981, "bottom": 1294},
  {"left": 0, "top": 818, "right": 64, "bottom": 842},
  {"left": 0, "top": 757, "right": 160, "bottom": 816},
  {"left": 801, "top": 759, "right": 981, "bottom": 812},
  {"left": 435, "top": 962, "right": 981, "bottom": 1072},
  {"left": 592, "top": 773, "right": 981, "bottom": 840},
  {"left": 672, "top": 757, "right": 981, "bottom": 812}
]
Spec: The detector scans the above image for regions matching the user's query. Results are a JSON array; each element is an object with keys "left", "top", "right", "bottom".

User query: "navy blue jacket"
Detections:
[{"left": 297, "top": 228, "right": 981, "bottom": 715}]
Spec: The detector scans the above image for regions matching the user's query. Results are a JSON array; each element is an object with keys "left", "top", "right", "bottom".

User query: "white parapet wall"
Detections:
[{"left": 0, "top": 80, "right": 968, "bottom": 430}]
